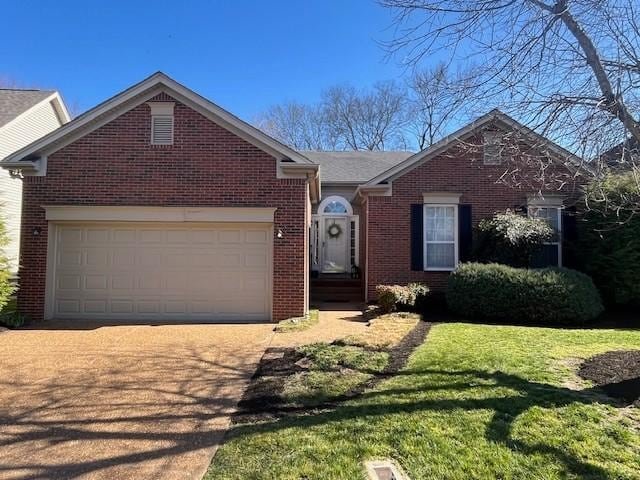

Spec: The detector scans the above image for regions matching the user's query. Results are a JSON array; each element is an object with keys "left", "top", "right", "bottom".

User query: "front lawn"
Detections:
[{"left": 207, "top": 323, "right": 640, "bottom": 479}]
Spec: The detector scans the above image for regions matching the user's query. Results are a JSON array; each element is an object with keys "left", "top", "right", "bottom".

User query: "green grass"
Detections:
[
  {"left": 274, "top": 309, "right": 319, "bottom": 332},
  {"left": 207, "top": 323, "right": 640, "bottom": 480},
  {"left": 297, "top": 343, "right": 389, "bottom": 373}
]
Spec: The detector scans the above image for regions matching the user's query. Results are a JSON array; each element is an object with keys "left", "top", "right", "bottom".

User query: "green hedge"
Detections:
[
  {"left": 580, "top": 172, "right": 640, "bottom": 307},
  {"left": 376, "top": 283, "right": 430, "bottom": 313},
  {"left": 446, "top": 263, "right": 603, "bottom": 324}
]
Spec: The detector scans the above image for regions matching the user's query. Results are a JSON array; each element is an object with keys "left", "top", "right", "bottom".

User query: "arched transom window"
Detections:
[{"left": 318, "top": 196, "right": 353, "bottom": 216}]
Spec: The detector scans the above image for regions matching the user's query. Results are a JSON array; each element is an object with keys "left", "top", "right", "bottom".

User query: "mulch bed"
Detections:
[
  {"left": 233, "top": 320, "right": 432, "bottom": 423},
  {"left": 578, "top": 350, "right": 640, "bottom": 406}
]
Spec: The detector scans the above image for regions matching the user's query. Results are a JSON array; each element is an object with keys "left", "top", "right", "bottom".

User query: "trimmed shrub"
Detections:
[
  {"left": 474, "top": 210, "right": 553, "bottom": 267},
  {"left": 580, "top": 172, "right": 640, "bottom": 307},
  {"left": 408, "top": 283, "right": 430, "bottom": 312},
  {"left": 446, "top": 263, "right": 603, "bottom": 324},
  {"left": 376, "top": 283, "right": 430, "bottom": 313}
]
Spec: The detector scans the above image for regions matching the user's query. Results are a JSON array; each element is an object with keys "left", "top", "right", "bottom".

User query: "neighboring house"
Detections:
[
  {"left": 0, "top": 73, "right": 579, "bottom": 323},
  {"left": 0, "top": 89, "right": 70, "bottom": 272},
  {"left": 600, "top": 137, "right": 639, "bottom": 170}
]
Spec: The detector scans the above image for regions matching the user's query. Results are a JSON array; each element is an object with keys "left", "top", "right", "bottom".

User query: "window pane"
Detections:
[
  {"left": 425, "top": 206, "right": 454, "bottom": 241},
  {"left": 324, "top": 201, "right": 348, "bottom": 214},
  {"left": 426, "top": 243, "right": 455, "bottom": 269},
  {"left": 531, "top": 207, "right": 560, "bottom": 241}
]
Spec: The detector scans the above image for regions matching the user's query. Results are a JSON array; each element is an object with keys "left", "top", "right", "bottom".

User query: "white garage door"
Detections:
[{"left": 49, "top": 223, "right": 271, "bottom": 322}]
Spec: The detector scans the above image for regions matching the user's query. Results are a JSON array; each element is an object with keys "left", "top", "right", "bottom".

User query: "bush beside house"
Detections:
[
  {"left": 376, "top": 283, "right": 430, "bottom": 313},
  {"left": 580, "top": 172, "right": 640, "bottom": 308},
  {"left": 447, "top": 263, "right": 603, "bottom": 324},
  {"left": 474, "top": 210, "right": 554, "bottom": 267},
  {"left": 0, "top": 214, "right": 17, "bottom": 327}
]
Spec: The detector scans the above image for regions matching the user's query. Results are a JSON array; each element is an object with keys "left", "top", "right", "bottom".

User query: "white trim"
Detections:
[
  {"left": 423, "top": 192, "right": 462, "bottom": 204},
  {"left": 1, "top": 72, "right": 312, "bottom": 169},
  {"left": 527, "top": 194, "right": 565, "bottom": 207},
  {"left": 365, "top": 109, "right": 583, "bottom": 185},
  {"left": 147, "top": 102, "right": 174, "bottom": 116},
  {"left": 354, "top": 184, "right": 392, "bottom": 201},
  {"left": 423, "top": 204, "right": 459, "bottom": 272},
  {"left": 318, "top": 195, "right": 353, "bottom": 216},
  {"left": 43, "top": 206, "right": 276, "bottom": 223}
]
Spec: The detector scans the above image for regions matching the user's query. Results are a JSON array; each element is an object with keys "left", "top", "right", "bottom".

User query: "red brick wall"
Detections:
[
  {"left": 19, "top": 93, "right": 307, "bottom": 321},
  {"left": 365, "top": 140, "right": 580, "bottom": 300}
]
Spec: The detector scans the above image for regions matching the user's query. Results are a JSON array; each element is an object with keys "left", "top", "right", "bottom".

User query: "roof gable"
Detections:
[
  {"left": 366, "top": 110, "right": 582, "bottom": 185},
  {"left": 0, "top": 89, "right": 69, "bottom": 130},
  {"left": 1, "top": 72, "right": 311, "bottom": 167}
]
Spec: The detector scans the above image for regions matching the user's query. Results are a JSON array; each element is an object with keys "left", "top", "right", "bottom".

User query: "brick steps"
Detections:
[{"left": 311, "top": 276, "right": 363, "bottom": 303}]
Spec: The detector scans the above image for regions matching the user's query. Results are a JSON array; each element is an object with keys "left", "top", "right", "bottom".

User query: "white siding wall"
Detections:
[{"left": 0, "top": 100, "right": 63, "bottom": 272}]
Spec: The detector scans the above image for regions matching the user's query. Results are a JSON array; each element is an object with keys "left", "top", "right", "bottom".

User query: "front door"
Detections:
[{"left": 322, "top": 217, "right": 349, "bottom": 273}]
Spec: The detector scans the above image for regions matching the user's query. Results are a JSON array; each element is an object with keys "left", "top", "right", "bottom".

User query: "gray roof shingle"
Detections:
[
  {"left": 0, "top": 89, "right": 54, "bottom": 128},
  {"left": 302, "top": 151, "right": 413, "bottom": 183}
]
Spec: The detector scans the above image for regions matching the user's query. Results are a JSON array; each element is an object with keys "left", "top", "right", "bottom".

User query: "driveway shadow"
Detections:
[{"left": 0, "top": 324, "right": 272, "bottom": 480}]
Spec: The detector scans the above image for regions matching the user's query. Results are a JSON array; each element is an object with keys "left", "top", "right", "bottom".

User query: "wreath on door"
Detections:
[{"left": 327, "top": 222, "right": 343, "bottom": 239}]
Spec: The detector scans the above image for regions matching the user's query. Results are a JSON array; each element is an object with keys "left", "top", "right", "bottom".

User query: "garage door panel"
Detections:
[
  {"left": 86, "top": 250, "right": 109, "bottom": 266},
  {"left": 85, "top": 275, "right": 108, "bottom": 290},
  {"left": 51, "top": 223, "right": 271, "bottom": 322},
  {"left": 113, "top": 229, "right": 136, "bottom": 243},
  {"left": 58, "top": 250, "right": 82, "bottom": 267}
]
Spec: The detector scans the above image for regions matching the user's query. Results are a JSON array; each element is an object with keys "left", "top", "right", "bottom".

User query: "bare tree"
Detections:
[
  {"left": 381, "top": 0, "right": 640, "bottom": 187},
  {"left": 258, "top": 82, "right": 409, "bottom": 151},
  {"left": 408, "top": 63, "right": 470, "bottom": 149},
  {"left": 256, "top": 102, "right": 331, "bottom": 150},
  {"left": 321, "top": 81, "right": 408, "bottom": 150}
]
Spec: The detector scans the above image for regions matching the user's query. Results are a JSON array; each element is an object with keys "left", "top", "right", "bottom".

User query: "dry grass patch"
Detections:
[{"left": 341, "top": 312, "right": 421, "bottom": 350}]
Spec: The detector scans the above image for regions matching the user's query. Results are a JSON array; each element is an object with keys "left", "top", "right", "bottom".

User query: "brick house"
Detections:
[{"left": 1, "top": 73, "right": 580, "bottom": 323}]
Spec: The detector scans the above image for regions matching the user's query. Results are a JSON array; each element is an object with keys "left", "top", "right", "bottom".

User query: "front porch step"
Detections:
[{"left": 311, "top": 276, "right": 363, "bottom": 303}]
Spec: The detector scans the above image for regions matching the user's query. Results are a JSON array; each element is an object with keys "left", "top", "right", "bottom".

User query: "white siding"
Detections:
[{"left": 0, "top": 99, "right": 64, "bottom": 272}]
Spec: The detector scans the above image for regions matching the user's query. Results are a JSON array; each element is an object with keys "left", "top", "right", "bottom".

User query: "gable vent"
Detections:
[
  {"left": 483, "top": 131, "right": 503, "bottom": 165},
  {"left": 152, "top": 115, "right": 174, "bottom": 145},
  {"left": 148, "top": 101, "right": 175, "bottom": 145}
]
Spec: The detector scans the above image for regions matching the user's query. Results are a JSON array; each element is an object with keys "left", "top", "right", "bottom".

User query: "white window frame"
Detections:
[
  {"left": 318, "top": 195, "right": 353, "bottom": 216},
  {"left": 423, "top": 204, "right": 459, "bottom": 272},
  {"left": 528, "top": 205, "right": 562, "bottom": 267}
]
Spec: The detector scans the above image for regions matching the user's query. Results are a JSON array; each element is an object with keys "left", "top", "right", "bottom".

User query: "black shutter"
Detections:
[
  {"left": 458, "top": 204, "right": 473, "bottom": 263},
  {"left": 562, "top": 206, "right": 578, "bottom": 268},
  {"left": 410, "top": 204, "right": 424, "bottom": 271}
]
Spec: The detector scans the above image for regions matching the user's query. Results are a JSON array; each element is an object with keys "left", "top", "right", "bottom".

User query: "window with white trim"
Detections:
[
  {"left": 529, "top": 206, "right": 562, "bottom": 266},
  {"left": 424, "top": 205, "right": 458, "bottom": 270}
]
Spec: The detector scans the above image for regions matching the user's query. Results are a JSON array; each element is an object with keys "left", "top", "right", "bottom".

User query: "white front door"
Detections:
[{"left": 322, "top": 217, "right": 349, "bottom": 273}]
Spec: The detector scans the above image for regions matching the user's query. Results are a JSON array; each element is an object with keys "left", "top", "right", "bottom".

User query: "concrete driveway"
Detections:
[{"left": 0, "top": 320, "right": 274, "bottom": 480}]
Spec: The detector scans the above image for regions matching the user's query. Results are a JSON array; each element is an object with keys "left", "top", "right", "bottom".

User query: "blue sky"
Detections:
[{"left": 2, "top": 0, "right": 408, "bottom": 120}]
